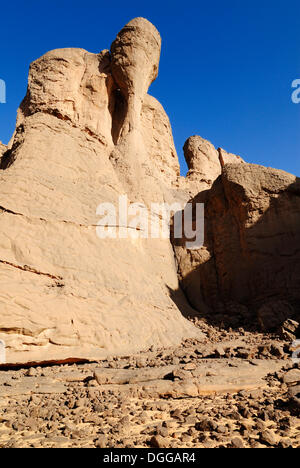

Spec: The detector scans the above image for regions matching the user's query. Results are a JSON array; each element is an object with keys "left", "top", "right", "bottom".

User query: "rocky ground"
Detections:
[{"left": 0, "top": 318, "right": 299, "bottom": 449}]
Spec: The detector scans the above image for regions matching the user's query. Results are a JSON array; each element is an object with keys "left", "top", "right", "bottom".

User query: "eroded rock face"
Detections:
[
  {"left": 18, "top": 48, "right": 115, "bottom": 148},
  {"left": 141, "top": 94, "right": 180, "bottom": 186},
  {"left": 0, "top": 18, "right": 200, "bottom": 365},
  {"left": 218, "top": 147, "right": 244, "bottom": 168},
  {"left": 183, "top": 135, "right": 221, "bottom": 185},
  {"left": 110, "top": 17, "right": 161, "bottom": 137},
  {"left": 109, "top": 18, "right": 167, "bottom": 203},
  {"left": 179, "top": 135, "right": 244, "bottom": 197},
  {"left": 174, "top": 163, "right": 300, "bottom": 328},
  {"left": 0, "top": 141, "right": 6, "bottom": 159}
]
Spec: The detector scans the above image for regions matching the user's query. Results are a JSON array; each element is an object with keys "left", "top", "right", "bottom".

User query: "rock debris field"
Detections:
[{"left": 0, "top": 320, "right": 299, "bottom": 448}]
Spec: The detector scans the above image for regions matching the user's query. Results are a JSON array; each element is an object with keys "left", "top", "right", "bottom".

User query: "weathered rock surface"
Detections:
[
  {"left": 110, "top": 17, "right": 161, "bottom": 137},
  {"left": 183, "top": 136, "right": 221, "bottom": 186},
  {"left": 284, "top": 368, "right": 300, "bottom": 413},
  {"left": 288, "top": 385, "right": 300, "bottom": 411},
  {"left": 141, "top": 94, "right": 180, "bottom": 186},
  {"left": 218, "top": 147, "right": 244, "bottom": 168},
  {"left": 283, "top": 368, "right": 300, "bottom": 385},
  {"left": 92, "top": 359, "right": 285, "bottom": 399},
  {"left": 179, "top": 135, "right": 244, "bottom": 197},
  {"left": 174, "top": 163, "right": 300, "bottom": 328},
  {"left": 0, "top": 141, "right": 6, "bottom": 157},
  {"left": 18, "top": 48, "right": 115, "bottom": 148},
  {"left": 0, "top": 18, "right": 200, "bottom": 365},
  {"left": 93, "top": 366, "right": 176, "bottom": 385}
]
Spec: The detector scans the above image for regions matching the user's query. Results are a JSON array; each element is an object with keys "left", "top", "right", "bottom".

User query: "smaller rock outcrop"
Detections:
[
  {"left": 180, "top": 135, "right": 244, "bottom": 196},
  {"left": 183, "top": 136, "right": 221, "bottom": 184},
  {"left": 174, "top": 163, "right": 300, "bottom": 329}
]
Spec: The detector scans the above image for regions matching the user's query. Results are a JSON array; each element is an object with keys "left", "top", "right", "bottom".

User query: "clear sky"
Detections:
[{"left": 0, "top": 0, "right": 299, "bottom": 175}]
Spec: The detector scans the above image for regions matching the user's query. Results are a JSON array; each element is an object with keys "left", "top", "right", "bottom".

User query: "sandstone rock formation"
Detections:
[
  {"left": 183, "top": 136, "right": 221, "bottom": 187},
  {"left": 141, "top": 95, "right": 179, "bottom": 186},
  {"left": 179, "top": 135, "right": 244, "bottom": 197},
  {"left": 1, "top": 16, "right": 299, "bottom": 367},
  {"left": 0, "top": 18, "right": 200, "bottom": 365},
  {"left": 218, "top": 147, "right": 244, "bottom": 168},
  {"left": 110, "top": 17, "right": 161, "bottom": 139},
  {"left": 0, "top": 141, "right": 6, "bottom": 159},
  {"left": 109, "top": 18, "right": 172, "bottom": 203},
  {"left": 174, "top": 163, "right": 300, "bottom": 329}
]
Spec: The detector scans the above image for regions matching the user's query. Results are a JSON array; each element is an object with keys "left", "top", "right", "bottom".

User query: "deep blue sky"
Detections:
[{"left": 0, "top": 0, "right": 299, "bottom": 175}]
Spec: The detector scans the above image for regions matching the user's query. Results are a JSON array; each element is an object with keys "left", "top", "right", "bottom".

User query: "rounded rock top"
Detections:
[{"left": 118, "top": 17, "right": 161, "bottom": 45}]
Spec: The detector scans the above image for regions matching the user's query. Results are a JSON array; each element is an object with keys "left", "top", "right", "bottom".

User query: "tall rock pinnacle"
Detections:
[
  {"left": 109, "top": 18, "right": 164, "bottom": 202},
  {"left": 111, "top": 17, "right": 161, "bottom": 137}
]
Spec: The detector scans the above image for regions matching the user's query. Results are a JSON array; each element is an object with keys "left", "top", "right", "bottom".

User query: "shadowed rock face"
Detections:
[
  {"left": 178, "top": 135, "right": 245, "bottom": 199},
  {"left": 173, "top": 163, "right": 300, "bottom": 329}
]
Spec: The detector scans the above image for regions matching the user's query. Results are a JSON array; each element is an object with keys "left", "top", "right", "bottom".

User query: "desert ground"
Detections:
[{"left": 1, "top": 317, "right": 299, "bottom": 449}]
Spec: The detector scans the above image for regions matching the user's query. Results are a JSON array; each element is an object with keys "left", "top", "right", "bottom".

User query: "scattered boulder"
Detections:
[
  {"left": 280, "top": 319, "right": 299, "bottom": 341},
  {"left": 94, "top": 435, "right": 108, "bottom": 448},
  {"left": 150, "top": 435, "right": 168, "bottom": 448},
  {"left": 283, "top": 369, "right": 300, "bottom": 385},
  {"left": 230, "top": 437, "right": 244, "bottom": 449},
  {"left": 288, "top": 385, "right": 300, "bottom": 412},
  {"left": 260, "top": 429, "right": 277, "bottom": 447}
]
